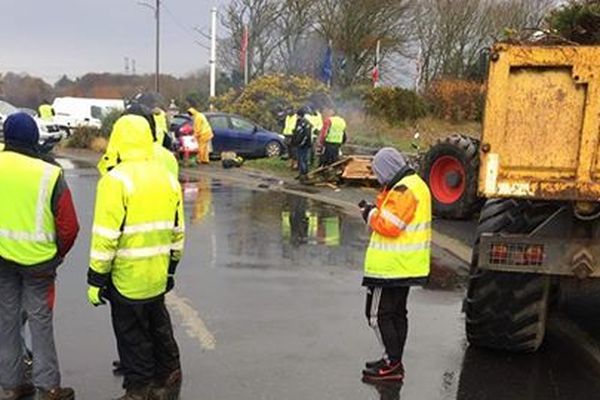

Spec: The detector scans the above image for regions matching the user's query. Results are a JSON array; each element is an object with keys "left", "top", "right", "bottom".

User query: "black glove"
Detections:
[
  {"left": 166, "top": 276, "right": 175, "bottom": 292},
  {"left": 361, "top": 204, "right": 376, "bottom": 223}
]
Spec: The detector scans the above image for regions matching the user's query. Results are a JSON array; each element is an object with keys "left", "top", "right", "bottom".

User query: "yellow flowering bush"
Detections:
[{"left": 212, "top": 74, "right": 329, "bottom": 131}]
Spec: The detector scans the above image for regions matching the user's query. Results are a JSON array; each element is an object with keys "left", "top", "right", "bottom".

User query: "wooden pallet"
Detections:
[
  {"left": 342, "top": 155, "right": 376, "bottom": 181},
  {"left": 304, "top": 156, "right": 376, "bottom": 185}
]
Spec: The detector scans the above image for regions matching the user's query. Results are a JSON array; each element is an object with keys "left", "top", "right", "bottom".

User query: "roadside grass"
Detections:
[
  {"left": 243, "top": 157, "right": 296, "bottom": 178},
  {"left": 347, "top": 112, "right": 481, "bottom": 151}
]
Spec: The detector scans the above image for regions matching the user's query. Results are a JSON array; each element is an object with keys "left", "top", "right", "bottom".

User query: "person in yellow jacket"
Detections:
[
  {"left": 86, "top": 114, "right": 185, "bottom": 400},
  {"left": 282, "top": 108, "right": 298, "bottom": 169},
  {"left": 187, "top": 107, "right": 214, "bottom": 165},
  {"left": 38, "top": 101, "right": 55, "bottom": 122},
  {"left": 359, "top": 147, "right": 431, "bottom": 383},
  {"left": 152, "top": 107, "right": 169, "bottom": 146},
  {"left": 98, "top": 104, "right": 178, "bottom": 179}
]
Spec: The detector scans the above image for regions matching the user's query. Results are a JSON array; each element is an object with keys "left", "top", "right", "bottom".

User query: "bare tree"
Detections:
[
  {"left": 414, "top": 0, "right": 556, "bottom": 86},
  {"left": 273, "top": 0, "right": 321, "bottom": 74},
  {"left": 219, "top": 0, "right": 283, "bottom": 79},
  {"left": 315, "top": 0, "right": 415, "bottom": 86}
]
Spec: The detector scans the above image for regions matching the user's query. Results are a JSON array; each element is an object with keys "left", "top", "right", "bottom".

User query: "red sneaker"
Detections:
[{"left": 362, "top": 360, "right": 404, "bottom": 382}]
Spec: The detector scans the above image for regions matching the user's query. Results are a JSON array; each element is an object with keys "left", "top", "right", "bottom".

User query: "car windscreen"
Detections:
[{"left": 0, "top": 100, "right": 19, "bottom": 116}]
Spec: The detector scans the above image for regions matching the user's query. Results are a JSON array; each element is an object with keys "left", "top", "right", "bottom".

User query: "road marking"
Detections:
[{"left": 166, "top": 292, "right": 216, "bottom": 350}]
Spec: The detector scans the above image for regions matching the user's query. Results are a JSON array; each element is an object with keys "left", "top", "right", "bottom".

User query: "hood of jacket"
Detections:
[
  {"left": 105, "top": 114, "right": 154, "bottom": 163},
  {"left": 188, "top": 107, "right": 200, "bottom": 117},
  {"left": 371, "top": 147, "right": 408, "bottom": 186}
]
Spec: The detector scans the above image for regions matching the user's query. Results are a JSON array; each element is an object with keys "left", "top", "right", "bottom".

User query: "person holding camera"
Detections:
[{"left": 359, "top": 147, "right": 431, "bottom": 383}]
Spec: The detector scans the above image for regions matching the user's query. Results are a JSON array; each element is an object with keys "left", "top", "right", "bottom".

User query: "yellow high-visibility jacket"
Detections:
[
  {"left": 88, "top": 115, "right": 185, "bottom": 301},
  {"left": 363, "top": 172, "right": 431, "bottom": 286}
]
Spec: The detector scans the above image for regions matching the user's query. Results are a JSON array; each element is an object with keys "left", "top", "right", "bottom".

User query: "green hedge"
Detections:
[{"left": 364, "top": 87, "right": 428, "bottom": 124}]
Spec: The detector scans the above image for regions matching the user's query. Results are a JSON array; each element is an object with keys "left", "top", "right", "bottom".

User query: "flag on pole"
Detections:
[
  {"left": 321, "top": 45, "right": 333, "bottom": 86},
  {"left": 372, "top": 40, "right": 381, "bottom": 88}
]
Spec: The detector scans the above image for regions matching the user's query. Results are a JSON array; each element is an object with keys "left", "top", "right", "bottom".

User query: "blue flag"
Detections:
[{"left": 321, "top": 46, "right": 333, "bottom": 83}]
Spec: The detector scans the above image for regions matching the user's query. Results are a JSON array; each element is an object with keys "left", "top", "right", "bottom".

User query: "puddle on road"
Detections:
[
  {"left": 181, "top": 176, "right": 367, "bottom": 272},
  {"left": 180, "top": 175, "right": 467, "bottom": 290}
]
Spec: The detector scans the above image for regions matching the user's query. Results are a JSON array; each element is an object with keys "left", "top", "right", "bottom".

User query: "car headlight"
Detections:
[{"left": 278, "top": 134, "right": 285, "bottom": 140}]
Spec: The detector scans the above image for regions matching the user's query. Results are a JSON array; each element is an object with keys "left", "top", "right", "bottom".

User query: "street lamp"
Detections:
[{"left": 138, "top": 0, "right": 160, "bottom": 93}]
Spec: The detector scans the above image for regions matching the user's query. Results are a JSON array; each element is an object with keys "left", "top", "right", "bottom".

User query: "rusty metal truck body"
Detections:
[{"left": 465, "top": 44, "right": 600, "bottom": 353}]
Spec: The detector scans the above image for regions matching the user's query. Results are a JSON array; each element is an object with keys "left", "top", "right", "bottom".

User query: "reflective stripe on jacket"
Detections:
[
  {"left": 0, "top": 152, "right": 60, "bottom": 265},
  {"left": 325, "top": 116, "right": 346, "bottom": 144},
  {"left": 363, "top": 173, "right": 431, "bottom": 286}
]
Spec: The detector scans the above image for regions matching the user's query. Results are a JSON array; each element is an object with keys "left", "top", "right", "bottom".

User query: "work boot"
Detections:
[
  {"left": 150, "top": 370, "right": 182, "bottom": 400},
  {"left": 115, "top": 387, "right": 150, "bottom": 400},
  {"left": 37, "top": 387, "right": 75, "bottom": 400},
  {"left": 1, "top": 384, "right": 35, "bottom": 400},
  {"left": 362, "top": 360, "right": 404, "bottom": 382}
]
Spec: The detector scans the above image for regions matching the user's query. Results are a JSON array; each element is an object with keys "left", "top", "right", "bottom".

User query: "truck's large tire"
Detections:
[
  {"left": 422, "top": 134, "right": 481, "bottom": 219},
  {"left": 465, "top": 199, "right": 558, "bottom": 352}
]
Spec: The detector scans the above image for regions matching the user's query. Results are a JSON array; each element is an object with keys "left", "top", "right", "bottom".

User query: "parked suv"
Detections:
[{"left": 0, "top": 100, "right": 66, "bottom": 152}]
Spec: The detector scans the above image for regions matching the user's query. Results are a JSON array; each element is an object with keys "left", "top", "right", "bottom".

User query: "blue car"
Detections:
[
  {"left": 171, "top": 112, "right": 285, "bottom": 158},
  {"left": 202, "top": 112, "right": 284, "bottom": 158}
]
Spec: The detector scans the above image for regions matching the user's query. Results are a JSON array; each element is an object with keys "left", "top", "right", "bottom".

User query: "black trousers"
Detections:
[
  {"left": 365, "top": 287, "right": 409, "bottom": 362},
  {"left": 321, "top": 143, "right": 340, "bottom": 166},
  {"left": 110, "top": 297, "right": 180, "bottom": 390}
]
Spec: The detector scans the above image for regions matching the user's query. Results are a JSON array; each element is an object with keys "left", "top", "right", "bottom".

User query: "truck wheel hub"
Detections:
[
  {"left": 445, "top": 171, "right": 463, "bottom": 188},
  {"left": 429, "top": 156, "right": 467, "bottom": 204}
]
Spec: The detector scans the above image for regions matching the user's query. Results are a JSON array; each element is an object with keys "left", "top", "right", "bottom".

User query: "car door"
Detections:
[
  {"left": 206, "top": 115, "right": 231, "bottom": 154},
  {"left": 229, "top": 116, "right": 258, "bottom": 155}
]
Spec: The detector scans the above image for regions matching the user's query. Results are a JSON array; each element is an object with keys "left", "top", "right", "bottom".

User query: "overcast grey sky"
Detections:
[{"left": 0, "top": 0, "right": 228, "bottom": 84}]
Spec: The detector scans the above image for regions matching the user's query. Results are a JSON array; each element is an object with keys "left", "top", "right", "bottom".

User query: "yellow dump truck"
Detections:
[{"left": 464, "top": 43, "right": 600, "bottom": 352}]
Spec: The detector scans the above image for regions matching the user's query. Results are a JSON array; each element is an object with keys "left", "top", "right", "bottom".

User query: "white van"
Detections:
[{"left": 52, "top": 97, "right": 125, "bottom": 129}]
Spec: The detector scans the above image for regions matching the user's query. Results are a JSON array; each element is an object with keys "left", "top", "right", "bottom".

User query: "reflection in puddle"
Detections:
[
  {"left": 281, "top": 197, "right": 341, "bottom": 247},
  {"left": 181, "top": 177, "right": 368, "bottom": 271}
]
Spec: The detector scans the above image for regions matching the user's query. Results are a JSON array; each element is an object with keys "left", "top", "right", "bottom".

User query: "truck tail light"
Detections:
[
  {"left": 490, "top": 244, "right": 509, "bottom": 264},
  {"left": 489, "top": 243, "right": 545, "bottom": 266},
  {"left": 525, "top": 245, "right": 545, "bottom": 265}
]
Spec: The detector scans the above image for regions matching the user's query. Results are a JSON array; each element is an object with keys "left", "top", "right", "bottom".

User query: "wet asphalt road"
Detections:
[{"left": 44, "top": 159, "right": 600, "bottom": 400}]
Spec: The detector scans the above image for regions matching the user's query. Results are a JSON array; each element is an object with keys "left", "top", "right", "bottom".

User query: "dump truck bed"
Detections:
[{"left": 479, "top": 44, "right": 600, "bottom": 201}]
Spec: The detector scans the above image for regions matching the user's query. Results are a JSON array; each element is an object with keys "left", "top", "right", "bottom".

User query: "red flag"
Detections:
[
  {"left": 240, "top": 25, "right": 249, "bottom": 72},
  {"left": 372, "top": 39, "right": 381, "bottom": 87},
  {"left": 372, "top": 64, "right": 379, "bottom": 87}
]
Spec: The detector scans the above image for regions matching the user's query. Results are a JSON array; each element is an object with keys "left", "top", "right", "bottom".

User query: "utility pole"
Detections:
[
  {"left": 155, "top": 0, "right": 160, "bottom": 93},
  {"left": 138, "top": 0, "right": 161, "bottom": 92},
  {"left": 209, "top": 7, "right": 217, "bottom": 99},
  {"left": 243, "top": 24, "right": 249, "bottom": 86}
]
